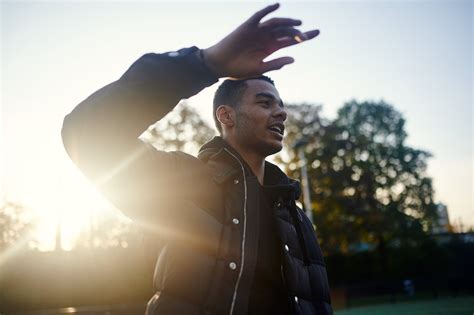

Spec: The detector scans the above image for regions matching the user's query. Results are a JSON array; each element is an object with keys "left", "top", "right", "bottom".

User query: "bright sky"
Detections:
[{"left": 1, "top": 0, "right": 473, "bottom": 250}]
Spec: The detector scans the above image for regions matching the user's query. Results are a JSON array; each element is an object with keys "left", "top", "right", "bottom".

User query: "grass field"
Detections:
[{"left": 335, "top": 296, "right": 474, "bottom": 315}]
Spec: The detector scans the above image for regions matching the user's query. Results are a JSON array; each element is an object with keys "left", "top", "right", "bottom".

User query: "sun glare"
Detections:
[{"left": 22, "top": 163, "right": 118, "bottom": 251}]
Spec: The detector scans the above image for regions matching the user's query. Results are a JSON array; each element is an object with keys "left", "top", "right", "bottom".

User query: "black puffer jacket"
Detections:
[{"left": 61, "top": 46, "right": 332, "bottom": 315}]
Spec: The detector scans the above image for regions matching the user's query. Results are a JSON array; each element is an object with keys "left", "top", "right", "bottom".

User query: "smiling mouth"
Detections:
[{"left": 268, "top": 123, "right": 284, "bottom": 136}]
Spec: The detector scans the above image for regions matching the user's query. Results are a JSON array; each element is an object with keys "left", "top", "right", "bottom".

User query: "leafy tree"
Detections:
[
  {"left": 279, "top": 101, "right": 438, "bottom": 255},
  {"left": 0, "top": 202, "right": 35, "bottom": 251},
  {"left": 74, "top": 212, "right": 141, "bottom": 249},
  {"left": 141, "top": 101, "right": 216, "bottom": 154}
]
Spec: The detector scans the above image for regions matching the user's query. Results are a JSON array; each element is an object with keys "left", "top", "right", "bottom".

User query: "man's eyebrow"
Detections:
[{"left": 255, "top": 92, "right": 284, "bottom": 107}]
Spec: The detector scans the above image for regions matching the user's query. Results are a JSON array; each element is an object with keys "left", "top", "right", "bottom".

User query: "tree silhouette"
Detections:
[
  {"left": 278, "top": 101, "right": 438, "bottom": 255},
  {"left": 74, "top": 212, "right": 141, "bottom": 249},
  {"left": 141, "top": 101, "right": 215, "bottom": 154},
  {"left": 0, "top": 202, "right": 35, "bottom": 251}
]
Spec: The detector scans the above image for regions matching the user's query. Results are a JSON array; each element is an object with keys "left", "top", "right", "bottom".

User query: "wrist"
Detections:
[{"left": 201, "top": 47, "right": 225, "bottom": 78}]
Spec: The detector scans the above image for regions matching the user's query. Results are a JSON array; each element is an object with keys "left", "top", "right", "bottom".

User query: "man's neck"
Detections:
[{"left": 223, "top": 137, "right": 265, "bottom": 185}]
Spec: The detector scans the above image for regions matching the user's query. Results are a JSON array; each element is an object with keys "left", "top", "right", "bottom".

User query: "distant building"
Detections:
[{"left": 432, "top": 203, "right": 450, "bottom": 234}]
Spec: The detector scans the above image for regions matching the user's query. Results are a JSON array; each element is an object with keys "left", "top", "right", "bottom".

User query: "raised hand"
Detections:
[{"left": 202, "top": 3, "right": 319, "bottom": 79}]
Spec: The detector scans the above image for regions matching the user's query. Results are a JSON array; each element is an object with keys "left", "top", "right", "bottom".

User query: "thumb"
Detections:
[{"left": 260, "top": 56, "right": 294, "bottom": 73}]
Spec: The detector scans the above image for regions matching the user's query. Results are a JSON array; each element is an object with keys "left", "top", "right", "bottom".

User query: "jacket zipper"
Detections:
[{"left": 224, "top": 148, "right": 248, "bottom": 315}]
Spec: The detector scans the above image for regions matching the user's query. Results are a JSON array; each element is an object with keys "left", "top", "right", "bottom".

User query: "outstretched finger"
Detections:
[
  {"left": 274, "top": 29, "right": 320, "bottom": 50},
  {"left": 259, "top": 17, "right": 302, "bottom": 29},
  {"left": 248, "top": 3, "right": 280, "bottom": 25},
  {"left": 271, "top": 27, "right": 307, "bottom": 41},
  {"left": 260, "top": 56, "right": 294, "bottom": 73},
  {"left": 303, "top": 29, "right": 320, "bottom": 41}
]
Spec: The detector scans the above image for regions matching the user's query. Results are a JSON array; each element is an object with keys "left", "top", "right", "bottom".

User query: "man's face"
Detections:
[{"left": 232, "top": 79, "right": 287, "bottom": 157}]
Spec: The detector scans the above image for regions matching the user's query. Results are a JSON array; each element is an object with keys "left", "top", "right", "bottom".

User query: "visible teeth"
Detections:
[{"left": 269, "top": 126, "right": 283, "bottom": 134}]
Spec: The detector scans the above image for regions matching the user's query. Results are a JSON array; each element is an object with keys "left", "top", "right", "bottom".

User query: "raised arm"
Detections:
[
  {"left": 64, "top": 50, "right": 220, "bottom": 223},
  {"left": 62, "top": 46, "right": 217, "bottom": 182},
  {"left": 61, "top": 3, "right": 319, "bottom": 221}
]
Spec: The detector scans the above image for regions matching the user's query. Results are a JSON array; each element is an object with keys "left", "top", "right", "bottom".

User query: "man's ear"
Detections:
[{"left": 216, "top": 105, "right": 235, "bottom": 129}]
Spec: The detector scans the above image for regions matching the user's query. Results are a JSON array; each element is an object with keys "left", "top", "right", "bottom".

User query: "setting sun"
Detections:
[{"left": 12, "top": 155, "right": 122, "bottom": 251}]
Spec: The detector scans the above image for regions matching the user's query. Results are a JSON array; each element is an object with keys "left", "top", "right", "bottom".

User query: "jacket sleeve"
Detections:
[{"left": 61, "top": 47, "right": 219, "bottom": 222}]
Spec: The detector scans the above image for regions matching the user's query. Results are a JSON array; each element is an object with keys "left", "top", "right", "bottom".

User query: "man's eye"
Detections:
[{"left": 259, "top": 100, "right": 271, "bottom": 107}]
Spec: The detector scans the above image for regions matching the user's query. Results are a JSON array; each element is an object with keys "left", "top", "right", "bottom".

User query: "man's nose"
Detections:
[{"left": 274, "top": 106, "right": 287, "bottom": 121}]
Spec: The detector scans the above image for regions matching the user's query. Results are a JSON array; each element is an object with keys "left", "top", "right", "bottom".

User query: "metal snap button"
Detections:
[
  {"left": 294, "top": 296, "right": 299, "bottom": 303},
  {"left": 284, "top": 244, "right": 289, "bottom": 252},
  {"left": 232, "top": 218, "right": 239, "bottom": 225},
  {"left": 233, "top": 179, "right": 239, "bottom": 184},
  {"left": 229, "top": 262, "right": 237, "bottom": 270}
]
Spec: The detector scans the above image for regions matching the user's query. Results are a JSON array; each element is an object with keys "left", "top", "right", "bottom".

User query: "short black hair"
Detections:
[{"left": 212, "top": 75, "right": 275, "bottom": 134}]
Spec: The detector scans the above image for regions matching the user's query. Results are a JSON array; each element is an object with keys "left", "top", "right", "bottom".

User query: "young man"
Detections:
[{"left": 62, "top": 4, "right": 332, "bottom": 315}]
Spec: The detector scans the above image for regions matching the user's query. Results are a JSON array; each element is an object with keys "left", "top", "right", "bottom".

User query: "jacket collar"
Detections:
[
  {"left": 198, "top": 136, "right": 251, "bottom": 174},
  {"left": 198, "top": 137, "right": 301, "bottom": 199}
]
